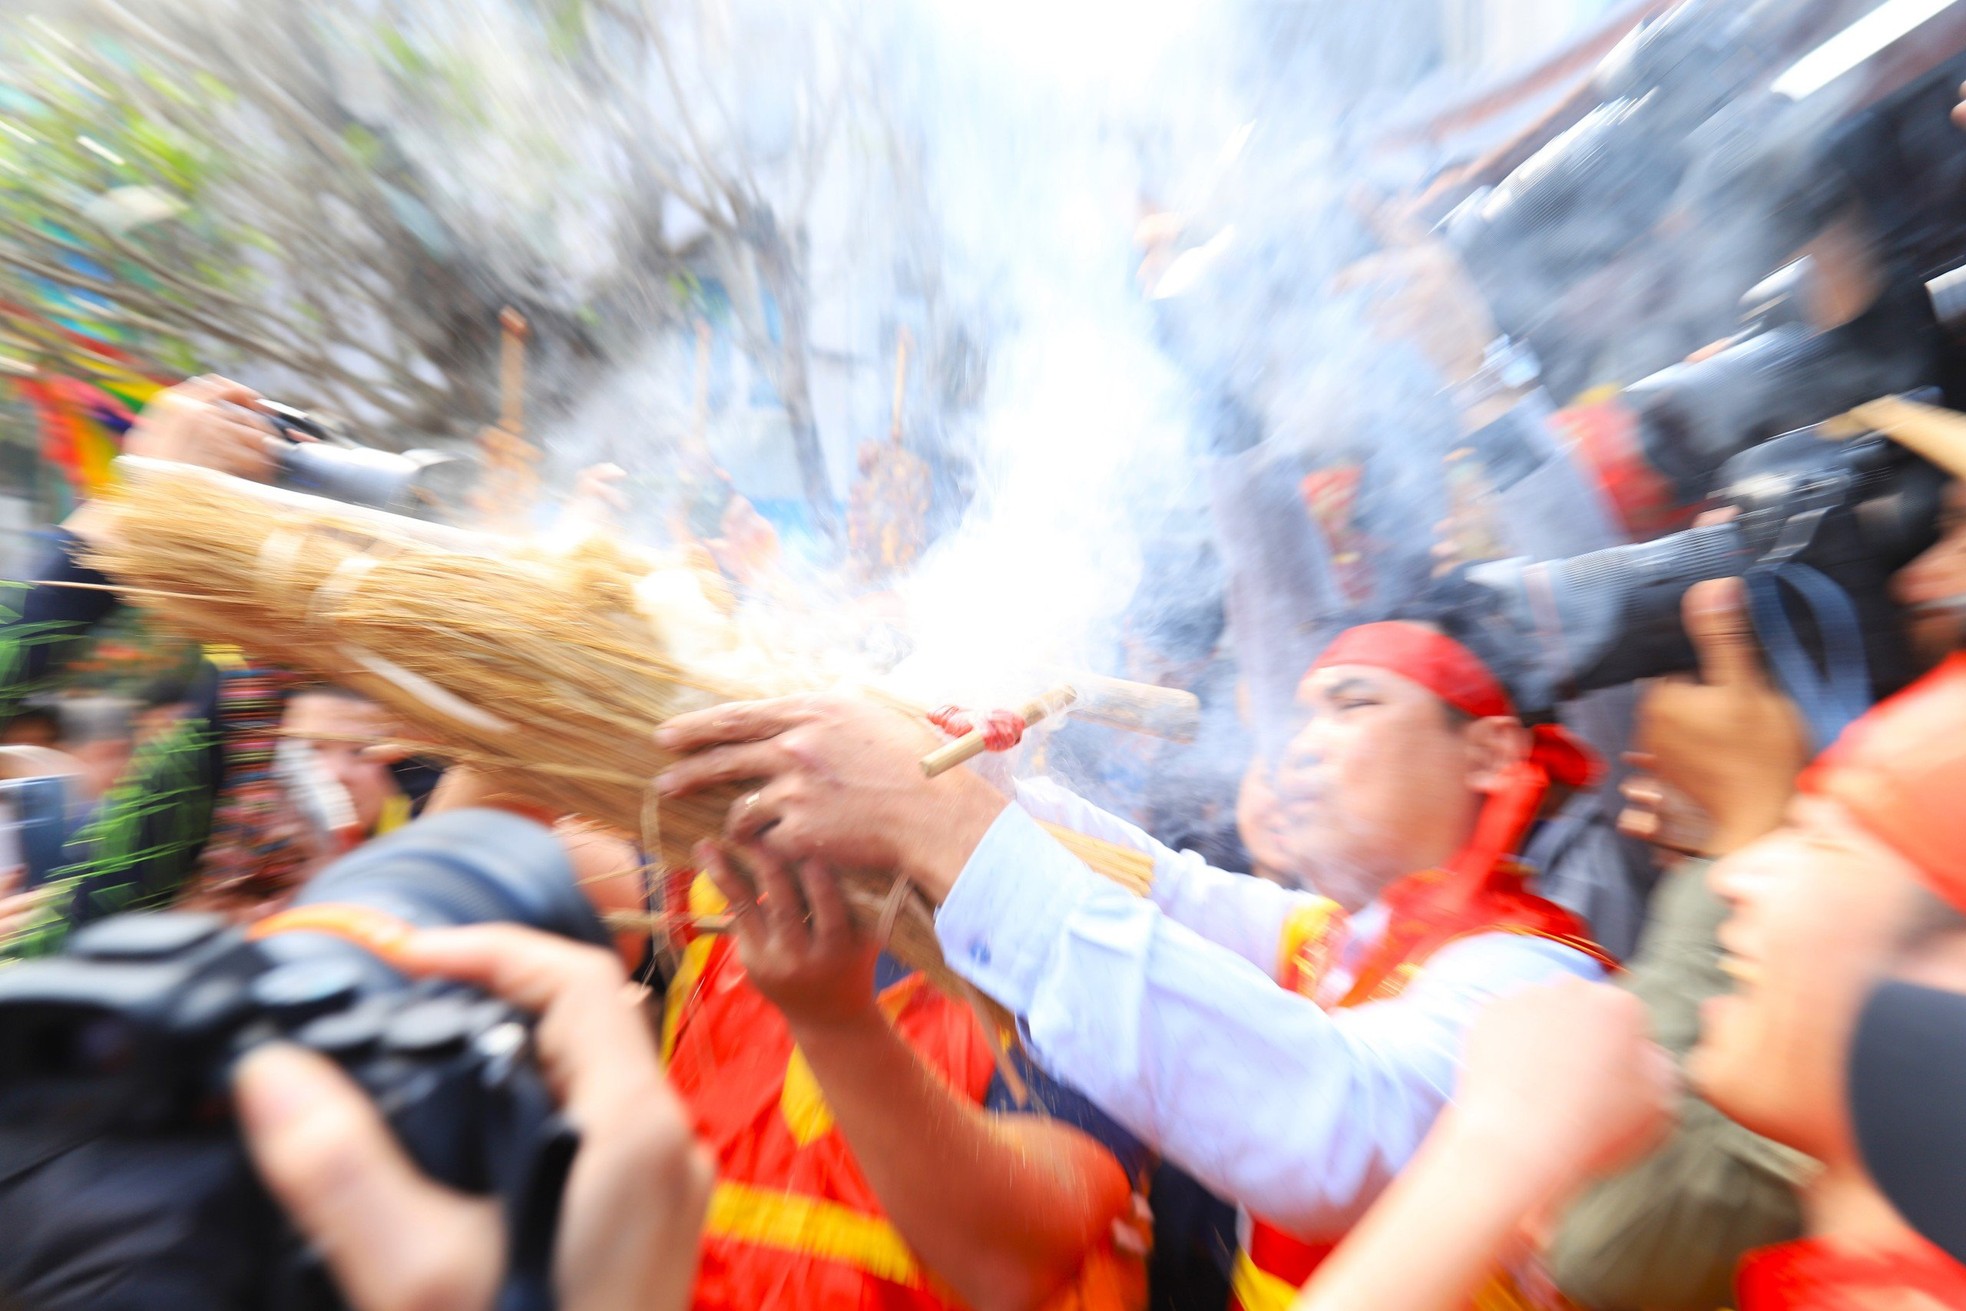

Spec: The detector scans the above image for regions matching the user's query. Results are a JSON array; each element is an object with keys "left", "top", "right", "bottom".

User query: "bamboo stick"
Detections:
[
  {"left": 889, "top": 327, "right": 911, "bottom": 444},
  {"left": 920, "top": 686, "right": 1077, "bottom": 777}
]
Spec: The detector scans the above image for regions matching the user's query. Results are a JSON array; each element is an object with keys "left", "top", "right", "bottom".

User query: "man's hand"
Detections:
[
  {"left": 235, "top": 924, "right": 711, "bottom": 1311},
  {"left": 1632, "top": 578, "right": 1808, "bottom": 855},
  {"left": 1450, "top": 979, "right": 1676, "bottom": 1193},
  {"left": 123, "top": 375, "right": 283, "bottom": 481},
  {"left": 702, "top": 841, "right": 880, "bottom": 1031},
  {"left": 654, "top": 692, "right": 1007, "bottom": 899}
]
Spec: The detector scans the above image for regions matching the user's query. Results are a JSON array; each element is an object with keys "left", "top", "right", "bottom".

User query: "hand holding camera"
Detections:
[{"left": 235, "top": 923, "right": 710, "bottom": 1311}]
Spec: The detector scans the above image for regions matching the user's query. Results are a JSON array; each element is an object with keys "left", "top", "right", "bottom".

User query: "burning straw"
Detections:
[{"left": 84, "top": 457, "right": 1153, "bottom": 999}]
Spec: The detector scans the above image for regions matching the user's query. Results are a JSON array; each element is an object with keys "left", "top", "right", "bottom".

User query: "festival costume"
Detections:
[
  {"left": 663, "top": 875, "right": 1136, "bottom": 1311},
  {"left": 933, "top": 624, "right": 1612, "bottom": 1304},
  {"left": 1225, "top": 624, "right": 1614, "bottom": 1310},
  {"left": 1735, "top": 1235, "right": 1966, "bottom": 1309}
]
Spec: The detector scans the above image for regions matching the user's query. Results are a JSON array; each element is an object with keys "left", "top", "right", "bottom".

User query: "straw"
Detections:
[{"left": 85, "top": 458, "right": 1157, "bottom": 1003}]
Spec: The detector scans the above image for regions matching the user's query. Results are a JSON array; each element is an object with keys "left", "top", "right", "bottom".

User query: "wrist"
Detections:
[
  {"left": 901, "top": 774, "right": 1007, "bottom": 903},
  {"left": 784, "top": 1001, "right": 888, "bottom": 1046},
  {"left": 1434, "top": 1105, "right": 1589, "bottom": 1204}
]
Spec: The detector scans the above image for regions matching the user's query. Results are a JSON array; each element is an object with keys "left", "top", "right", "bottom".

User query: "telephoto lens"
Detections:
[
  {"left": 1618, "top": 279, "right": 1943, "bottom": 503},
  {"left": 1462, "top": 426, "right": 1946, "bottom": 713},
  {"left": 0, "top": 809, "right": 611, "bottom": 1311},
  {"left": 260, "top": 401, "right": 477, "bottom": 521}
]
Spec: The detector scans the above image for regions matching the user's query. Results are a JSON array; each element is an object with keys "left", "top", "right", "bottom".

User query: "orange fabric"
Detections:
[
  {"left": 667, "top": 918, "right": 1134, "bottom": 1310},
  {"left": 1798, "top": 652, "right": 1966, "bottom": 915},
  {"left": 1736, "top": 1235, "right": 1966, "bottom": 1309},
  {"left": 667, "top": 932, "right": 994, "bottom": 1310}
]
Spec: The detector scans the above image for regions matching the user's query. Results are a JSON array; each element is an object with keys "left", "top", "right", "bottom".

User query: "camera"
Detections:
[
  {"left": 0, "top": 809, "right": 613, "bottom": 1311},
  {"left": 1607, "top": 275, "right": 1946, "bottom": 510},
  {"left": 1458, "top": 419, "right": 1948, "bottom": 714},
  {"left": 259, "top": 402, "right": 477, "bottom": 521}
]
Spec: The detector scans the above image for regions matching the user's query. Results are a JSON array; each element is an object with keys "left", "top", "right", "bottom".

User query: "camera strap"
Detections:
[{"left": 1744, "top": 562, "right": 1872, "bottom": 752}]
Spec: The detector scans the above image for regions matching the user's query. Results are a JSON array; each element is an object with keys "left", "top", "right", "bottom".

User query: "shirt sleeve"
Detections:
[
  {"left": 935, "top": 803, "right": 1607, "bottom": 1237},
  {"left": 1012, "top": 776, "right": 1313, "bottom": 978}
]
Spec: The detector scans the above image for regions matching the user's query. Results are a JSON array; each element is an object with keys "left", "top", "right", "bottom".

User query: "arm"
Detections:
[
  {"left": 1296, "top": 980, "right": 1673, "bottom": 1311},
  {"left": 793, "top": 1013, "right": 1131, "bottom": 1310},
  {"left": 652, "top": 693, "right": 1608, "bottom": 1235},
  {"left": 1014, "top": 775, "right": 1316, "bottom": 977},
  {"left": 1544, "top": 859, "right": 1812, "bottom": 1310},
  {"left": 936, "top": 805, "right": 1609, "bottom": 1235},
  {"left": 2, "top": 374, "right": 280, "bottom": 718},
  {"left": 700, "top": 843, "right": 1130, "bottom": 1311},
  {"left": 1545, "top": 581, "right": 1816, "bottom": 1309}
]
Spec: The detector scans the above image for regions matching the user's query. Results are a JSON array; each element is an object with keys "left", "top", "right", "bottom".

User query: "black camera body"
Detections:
[
  {"left": 1463, "top": 421, "right": 1947, "bottom": 714},
  {"left": 0, "top": 810, "right": 608, "bottom": 1311}
]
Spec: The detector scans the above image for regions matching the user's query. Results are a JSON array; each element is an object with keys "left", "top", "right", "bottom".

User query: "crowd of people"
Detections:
[{"left": 14, "top": 35, "right": 1966, "bottom": 1311}]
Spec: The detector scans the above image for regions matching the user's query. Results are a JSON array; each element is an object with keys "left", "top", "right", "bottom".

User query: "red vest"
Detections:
[
  {"left": 1228, "top": 859, "right": 1615, "bottom": 1311},
  {"left": 664, "top": 876, "right": 1138, "bottom": 1310},
  {"left": 1736, "top": 1235, "right": 1966, "bottom": 1309}
]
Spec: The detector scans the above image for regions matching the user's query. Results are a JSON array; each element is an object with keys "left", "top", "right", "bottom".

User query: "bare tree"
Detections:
[{"left": 1, "top": 0, "right": 898, "bottom": 534}]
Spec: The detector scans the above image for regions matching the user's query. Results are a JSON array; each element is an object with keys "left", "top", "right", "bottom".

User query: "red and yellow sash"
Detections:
[{"left": 1230, "top": 859, "right": 1615, "bottom": 1311}]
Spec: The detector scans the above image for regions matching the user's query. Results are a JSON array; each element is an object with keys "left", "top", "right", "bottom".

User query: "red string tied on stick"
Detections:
[{"left": 928, "top": 704, "right": 1029, "bottom": 753}]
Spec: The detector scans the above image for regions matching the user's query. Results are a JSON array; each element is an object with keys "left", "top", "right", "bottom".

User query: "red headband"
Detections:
[
  {"left": 1313, "top": 622, "right": 1513, "bottom": 719},
  {"left": 1311, "top": 621, "right": 1603, "bottom": 792},
  {"left": 1800, "top": 652, "right": 1966, "bottom": 914}
]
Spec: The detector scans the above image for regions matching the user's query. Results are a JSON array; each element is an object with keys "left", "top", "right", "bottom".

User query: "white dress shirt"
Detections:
[{"left": 934, "top": 778, "right": 1607, "bottom": 1239}]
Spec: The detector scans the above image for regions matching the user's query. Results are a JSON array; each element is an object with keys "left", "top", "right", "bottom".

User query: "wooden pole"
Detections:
[
  {"left": 499, "top": 307, "right": 529, "bottom": 432},
  {"left": 920, "top": 686, "right": 1078, "bottom": 778},
  {"left": 691, "top": 318, "right": 712, "bottom": 445},
  {"left": 889, "top": 327, "right": 912, "bottom": 444}
]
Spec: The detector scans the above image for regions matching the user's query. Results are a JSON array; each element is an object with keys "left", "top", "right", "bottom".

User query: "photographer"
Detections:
[
  {"left": 654, "top": 606, "right": 1616, "bottom": 1303},
  {"left": 1543, "top": 578, "right": 1815, "bottom": 1310},
  {"left": 0, "top": 806, "right": 708, "bottom": 1311},
  {"left": 1302, "top": 647, "right": 1966, "bottom": 1309},
  {"left": 234, "top": 922, "right": 711, "bottom": 1311},
  {"left": 1, "top": 377, "right": 431, "bottom": 954}
]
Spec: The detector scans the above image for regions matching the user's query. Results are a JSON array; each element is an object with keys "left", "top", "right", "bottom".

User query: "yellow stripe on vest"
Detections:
[
  {"left": 1231, "top": 1249, "right": 1298, "bottom": 1311},
  {"left": 660, "top": 876, "right": 728, "bottom": 1062},
  {"left": 706, "top": 1181, "right": 925, "bottom": 1288}
]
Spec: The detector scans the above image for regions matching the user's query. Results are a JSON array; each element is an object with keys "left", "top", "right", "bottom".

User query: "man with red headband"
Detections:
[
  {"left": 1289, "top": 651, "right": 1966, "bottom": 1310},
  {"left": 656, "top": 609, "right": 1616, "bottom": 1308}
]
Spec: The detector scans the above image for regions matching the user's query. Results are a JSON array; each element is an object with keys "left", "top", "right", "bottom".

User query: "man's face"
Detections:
[
  {"left": 281, "top": 693, "right": 403, "bottom": 835},
  {"left": 1892, "top": 481, "right": 1966, "bottom": 669},
  {"left": 1692, "top": 795, "right": 1925, "bottom": 1164},
  {"left": 1266, "top": 658, "right": 1485, "bottom": 908}
]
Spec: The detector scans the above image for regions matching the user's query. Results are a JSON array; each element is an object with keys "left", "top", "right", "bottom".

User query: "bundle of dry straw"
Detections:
[{"left": 85, "top": 458, "right": 1152, "bottom": 998}]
